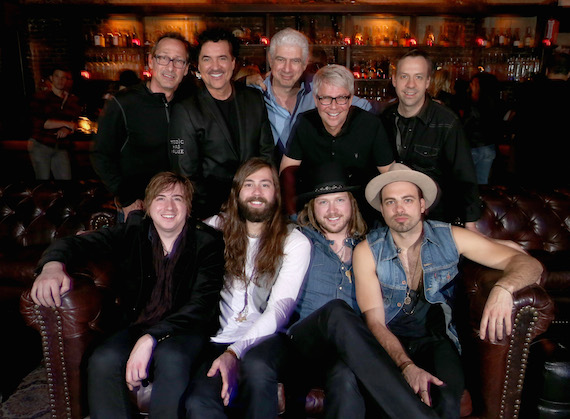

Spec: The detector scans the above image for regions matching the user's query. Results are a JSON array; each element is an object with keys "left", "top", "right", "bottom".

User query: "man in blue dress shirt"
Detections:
[{"left": 247, "top": 28, "right": 372, "bottom": 159}]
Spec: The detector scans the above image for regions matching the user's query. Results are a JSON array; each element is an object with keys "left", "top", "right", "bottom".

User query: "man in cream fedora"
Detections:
[{"left": 353, "top": 163, "right": 543, "bottom": 418}]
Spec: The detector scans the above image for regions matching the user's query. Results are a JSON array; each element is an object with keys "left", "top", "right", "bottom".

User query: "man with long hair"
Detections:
[
  {"left": 239, "top": 162, "right": 371, "bottom": 418},
  {"left": 185, "top": 157, "right": 311, "bottom": 417},
  {"left": 30, "top": 172, "right": 225, "bottom": 418}
]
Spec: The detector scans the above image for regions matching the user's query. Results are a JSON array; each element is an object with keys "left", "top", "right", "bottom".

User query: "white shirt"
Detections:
[{"left": 206, "top": 215, "right": 311, "bottom": 358}]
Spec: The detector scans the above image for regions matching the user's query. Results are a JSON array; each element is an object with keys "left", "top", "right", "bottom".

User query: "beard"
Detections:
[
  {"left": 317, "top": 213, "right": 350, "bottom": 235},
  {"left": 238, "top": 197, "right": 277, "bottom": 223},
  {"left": 387, "top": 213, "right": 422, "bottom": 234}
]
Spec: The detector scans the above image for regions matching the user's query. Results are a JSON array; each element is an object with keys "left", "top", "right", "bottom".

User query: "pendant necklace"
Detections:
[
  {"left": 403, "top": 246, "right": 422, "bottom": 306},
  {"left": 235, "top": 274, "right": 253, "bottom": 322}
]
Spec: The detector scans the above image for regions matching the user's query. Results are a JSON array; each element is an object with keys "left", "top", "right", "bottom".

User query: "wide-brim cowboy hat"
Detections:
[
  {"left": 365, "top": 163, "right": 439, "bottom": 212},
  {"left": 296, "top": 162, "right": 360, "bottom": 203}
]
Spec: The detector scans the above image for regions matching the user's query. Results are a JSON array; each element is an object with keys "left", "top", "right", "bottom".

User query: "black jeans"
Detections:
[
  {"left": 185, "top": 342, "right": 229, "bottom": 419},
  {"left": 242, "top": 300, "right": 439, "bottom": 419},
  {"left": 241, "top": 333, "right": 365, "bottom": 419},
  {"left": 398, "top": 334, "right": 465, "bottom": 419},
  {"left": 87, "top": 328, "right": 206, "bottom": 419}
]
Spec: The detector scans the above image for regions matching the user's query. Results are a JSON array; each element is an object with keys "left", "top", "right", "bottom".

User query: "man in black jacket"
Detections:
[
  {"left": 92, "top": 32, "right": 191, "bottom": 221},
  {"left": 381, "top": 49, "right": 481, "bottom": 229},
  {"left": 169, "top": 28, "right": 274, "bottom": 220},
  {"left": 30, "top": 172, "right": 225, "bottom": 418}
]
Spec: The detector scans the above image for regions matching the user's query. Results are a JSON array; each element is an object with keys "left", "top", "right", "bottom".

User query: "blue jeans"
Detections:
[
  {"left": 471, "top": 145, "right": 496, "bottom": 185},
  {"left": 28, "top": 139, "right": 72, "bottom": 180}
]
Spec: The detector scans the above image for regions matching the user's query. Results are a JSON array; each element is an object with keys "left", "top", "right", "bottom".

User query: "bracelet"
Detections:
[
  {"left": 398, "top": 360, "right": 414, "bottom": 372},
  {"left": 493, "top": 283, "right": 514, "bottom": 298},
  {"left": 225, "top": 348, "right": 239, "bottom": 360}
]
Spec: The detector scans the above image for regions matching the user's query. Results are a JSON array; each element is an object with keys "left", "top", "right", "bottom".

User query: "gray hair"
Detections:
[
  {"left": 268, "top": 28, "right": 309, "bottom": 64},
  {"left": 313, "top": 64, "right": 355, "bottom": 97}
]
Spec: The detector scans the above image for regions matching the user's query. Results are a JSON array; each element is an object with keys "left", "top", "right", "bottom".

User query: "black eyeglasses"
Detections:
[
  {"left": 316, "top": 95, "right": 351, "bottom": 106},
  {"left": 153, "top": 55, "right": 187, "bottom": 69}
]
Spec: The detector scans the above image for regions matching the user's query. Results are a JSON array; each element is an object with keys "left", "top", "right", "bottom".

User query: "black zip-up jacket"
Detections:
[
  {"left": 382, "top": 98, "right": 482, "bottom": 224},
  {"left": 92, "top": 83, "right": 173, "bottom": 207},
  {"left": 37, "top": 212, "right": 225, "bottom": 342}
]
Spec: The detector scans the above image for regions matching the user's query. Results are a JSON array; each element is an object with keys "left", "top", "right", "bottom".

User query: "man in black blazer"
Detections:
[
  {"left": 169, "top": 28, "right": 274, "bottom": 220},
  {"left": 30, "top": 171, "right": 225, "bottom": 418}
]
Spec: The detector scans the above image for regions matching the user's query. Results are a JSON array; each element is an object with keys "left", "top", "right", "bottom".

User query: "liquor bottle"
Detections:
[
  {"left": 512, "top": 28, "right": 521, "bottom": 48},
  {"left": 438, "top": 25, "right": 450, "bottom": 47},
  {"left": 381, "top": 25, "right": 389, "bottom": 46},
  {"left": 390, "top": 28, "right": 398, "bottom": 47},
  {"left": 505, "top": 28, "right": 512, "bottom": 46},
  {"left": 353, "top": 25, "right": 364, "bottom": 46},
  {"left": 524, "top": 27, "right": 533, "bottom": 48},
  {"left": 398, "top": 21, "right": 407, "bottom": 47},
  {"left": 94, "top": 30, "right": 105, "bottom": 47},
  {"left": 111, "top": 29, "right": 120, "bottom": 47},
  {"left": 424, "top": 25, "right": 435, "bottom": 47},
  {"left": 125, "top": 32, "right": 132, "bottom": 48},
  {"left": 498, "top": 28, "right": 506, "bottom": 46},
  {"left": 132, "top": 27, "right": 141, "bottom": 47}
]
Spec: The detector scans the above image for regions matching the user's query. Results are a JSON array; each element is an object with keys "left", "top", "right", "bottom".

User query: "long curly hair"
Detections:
[{"left": 218, "top": 158, "right": 289, "bottom": 288}]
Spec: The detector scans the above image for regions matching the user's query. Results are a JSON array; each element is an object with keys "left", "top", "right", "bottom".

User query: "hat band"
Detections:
[{"left": 314, "top": 184, "right": 347, "bottom": 194}]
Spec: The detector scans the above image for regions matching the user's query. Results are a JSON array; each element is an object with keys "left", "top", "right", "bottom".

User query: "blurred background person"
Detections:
[
  {"left": 461, "top": 72, "right": 505, "bottom": 185},
  {"left": 27, "top": 66, "right": 81, "bottom": 180}
]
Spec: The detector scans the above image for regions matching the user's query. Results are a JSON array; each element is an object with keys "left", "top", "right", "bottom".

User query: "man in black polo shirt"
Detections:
[{"left": 280, "top": 64, "right": 394, "bottom": 222}]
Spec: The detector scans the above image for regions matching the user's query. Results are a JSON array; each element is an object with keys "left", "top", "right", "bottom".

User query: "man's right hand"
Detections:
[
  {"left": 402, "top": 363, "right": 444, "bottom": 406},
  {"left": 30, "top": 261, "right": 71, "bottom": 307}
]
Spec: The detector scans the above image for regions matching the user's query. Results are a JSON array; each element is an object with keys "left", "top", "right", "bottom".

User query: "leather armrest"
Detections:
[
  {"left": 460, "top": 261, "right": 555, "bottom": 418},
  {"left": 20, "top": 268, "right": 117, "bottom": 419}
]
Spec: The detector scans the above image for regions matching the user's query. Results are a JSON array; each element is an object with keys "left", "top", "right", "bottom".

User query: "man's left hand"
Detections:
[
  {"left": 125, "top": 334, "right": 156, "bottom": 390},
  {"left": 479, "top": 284, "right": 513, "bottom": 343},
  {"left": 207, "top": 350, "right": 239, "bottom": 406}
]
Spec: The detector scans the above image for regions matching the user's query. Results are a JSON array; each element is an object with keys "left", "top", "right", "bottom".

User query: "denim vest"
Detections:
[
  {"left": 295, "top": 226, "right": 360, "bottom": 322},
  {"left": 367, "top": 220, "right": 461, "bottom": 350}
]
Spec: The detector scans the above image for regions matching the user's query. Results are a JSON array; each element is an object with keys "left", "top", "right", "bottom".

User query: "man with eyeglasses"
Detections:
[
  {"left": 169, "top": 28, "right": 274, "bottom": 220},
  {"left": 245, "top": 28, "right": 372, "bottom": 162},
  {"left": 280, "top": 64, "right": 394, "bottom": 224},
  {"left": 93, "top": 32, "right": 191, "bottom": 221}
]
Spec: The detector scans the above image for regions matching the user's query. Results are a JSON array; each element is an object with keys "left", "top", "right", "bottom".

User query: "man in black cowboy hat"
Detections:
[
  {"left": 239, "top": 163, "right": 439, "bottom": 419},
  {"left": 353, "top": 163, "right": 542, "bottom": 418}
]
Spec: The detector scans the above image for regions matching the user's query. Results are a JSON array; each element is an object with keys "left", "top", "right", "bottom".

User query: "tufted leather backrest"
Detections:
[
  {"left": 476, "top": 185, "right": 570, "bottom": 253},
  {"left": 0, "top": 181, "right": 116, "bottom": 252}
]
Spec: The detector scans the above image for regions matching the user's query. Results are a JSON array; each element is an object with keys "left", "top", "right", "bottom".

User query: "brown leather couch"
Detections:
[
  {"left": 19, "top": 183, "right": 569, "bottom": 419},
  {"left": 0, "top": 180, "right": 115, "bottom": 402}
]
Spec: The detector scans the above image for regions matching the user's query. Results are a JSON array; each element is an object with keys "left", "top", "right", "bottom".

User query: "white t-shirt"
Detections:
[{"left": 206, "top": 215, "right": 311, "bottom": 358}]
